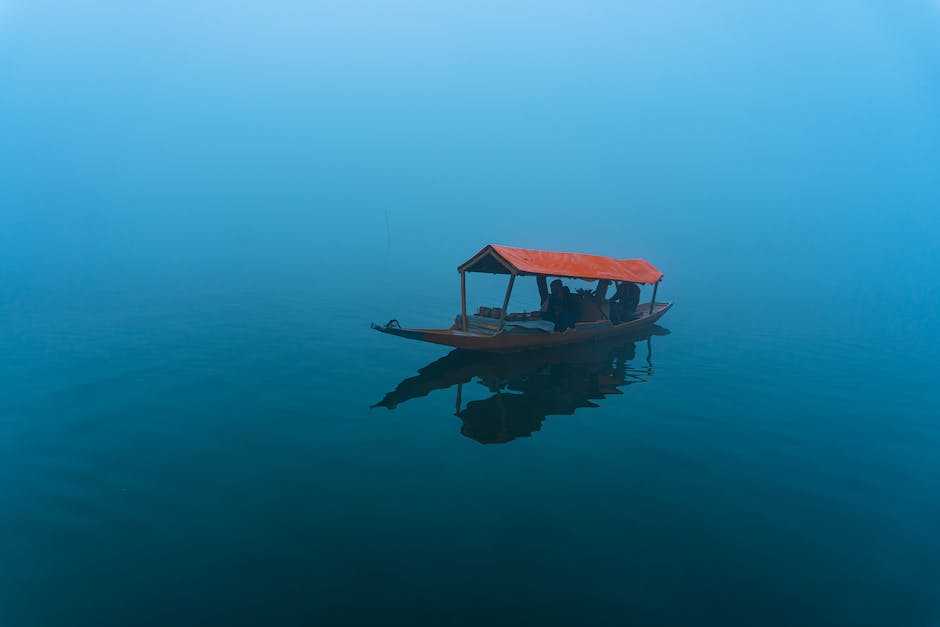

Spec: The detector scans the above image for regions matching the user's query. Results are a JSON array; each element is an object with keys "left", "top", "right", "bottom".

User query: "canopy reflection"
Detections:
[{"left": 373, "top": 326, "right": 670, "bottom": 444}]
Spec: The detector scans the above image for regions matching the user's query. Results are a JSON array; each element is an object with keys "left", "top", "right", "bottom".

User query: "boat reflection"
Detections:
[{"left": 373, "top": 326, "right": 670, "bottom": 444}]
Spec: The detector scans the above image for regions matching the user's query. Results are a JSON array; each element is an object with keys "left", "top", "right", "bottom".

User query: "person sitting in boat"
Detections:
[
  {"left": 591, "top": 280, "right": 613, "bottom": 320},
  {"left": 609, "top": 281, "right": 640, "bottom": 324},
  {"left": 539, "top": 279, "right": 565, "bottom": 321},
  {"left": 540, "top": 279, "right": 577, "bottom": 331}
]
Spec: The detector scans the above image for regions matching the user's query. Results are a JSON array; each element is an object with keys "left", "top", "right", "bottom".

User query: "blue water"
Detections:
[{"left": 2, "top": 1, "right": 940, "bottom": 625}]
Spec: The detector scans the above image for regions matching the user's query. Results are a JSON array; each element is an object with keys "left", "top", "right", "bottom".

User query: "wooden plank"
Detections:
[
  {"left": 498, "top": 274, "right": 516, "bottom": 330},
  {"left": 460, "top": 271, "right": 468, "bottom": 331}
]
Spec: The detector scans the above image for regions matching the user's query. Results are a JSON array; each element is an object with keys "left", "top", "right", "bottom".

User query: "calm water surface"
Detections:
[{"left": 1, "top": 268, "right": 937, "bottom": 626}]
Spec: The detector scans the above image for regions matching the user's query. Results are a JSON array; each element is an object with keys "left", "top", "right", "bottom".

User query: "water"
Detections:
[
  {"left": 3, "top": 1, "right": 940, "bottom": 625},
  {"left": 1, "top": 270, "right": 937, "bottom": 626}
]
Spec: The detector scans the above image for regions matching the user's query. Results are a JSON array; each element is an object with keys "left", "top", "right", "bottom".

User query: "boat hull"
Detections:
[{"left": 372, "top": 301, "right": 673, "bottom": 353}]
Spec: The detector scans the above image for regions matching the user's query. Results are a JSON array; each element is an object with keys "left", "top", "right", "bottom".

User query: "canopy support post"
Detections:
[
  {"left": 460, "top": 271, "right": 468, "bottom": 331},
  {"left": 498, "top": 274, "right": 516, "bottom": 330},
  {"left": 650, "top": 280, "right": 659, "bottom": 315},
  {"left": 536, "top": 275, "right": 548, "bottom": 303}
]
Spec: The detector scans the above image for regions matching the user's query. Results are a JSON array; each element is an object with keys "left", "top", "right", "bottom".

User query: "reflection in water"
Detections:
[{"left": 373, "top": 326, "right": 670, "bottom": 443}]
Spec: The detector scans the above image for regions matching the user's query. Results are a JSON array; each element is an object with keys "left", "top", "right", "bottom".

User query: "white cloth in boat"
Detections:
[{"left": 464, "top": 314, "right": 555, "bottom": 334}]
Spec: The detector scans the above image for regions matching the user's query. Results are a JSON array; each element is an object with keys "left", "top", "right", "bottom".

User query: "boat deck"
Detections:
[{"left": 372, "top": 301, "right": 672, "bottom": 353}]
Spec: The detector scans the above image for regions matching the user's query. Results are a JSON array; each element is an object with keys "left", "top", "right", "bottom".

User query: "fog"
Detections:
[{"left": 2, "top": 0, "right": 939, "bottom": 337}]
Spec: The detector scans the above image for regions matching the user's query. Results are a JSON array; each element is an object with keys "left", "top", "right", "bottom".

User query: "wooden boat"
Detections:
[{"left": 372, "top": 244, "right": 672, "bottom": 353}]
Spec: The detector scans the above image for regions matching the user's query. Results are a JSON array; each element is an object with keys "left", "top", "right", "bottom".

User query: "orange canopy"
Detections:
[{"left": 458, "top": 244, "right": 663, "bottom": 284}]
